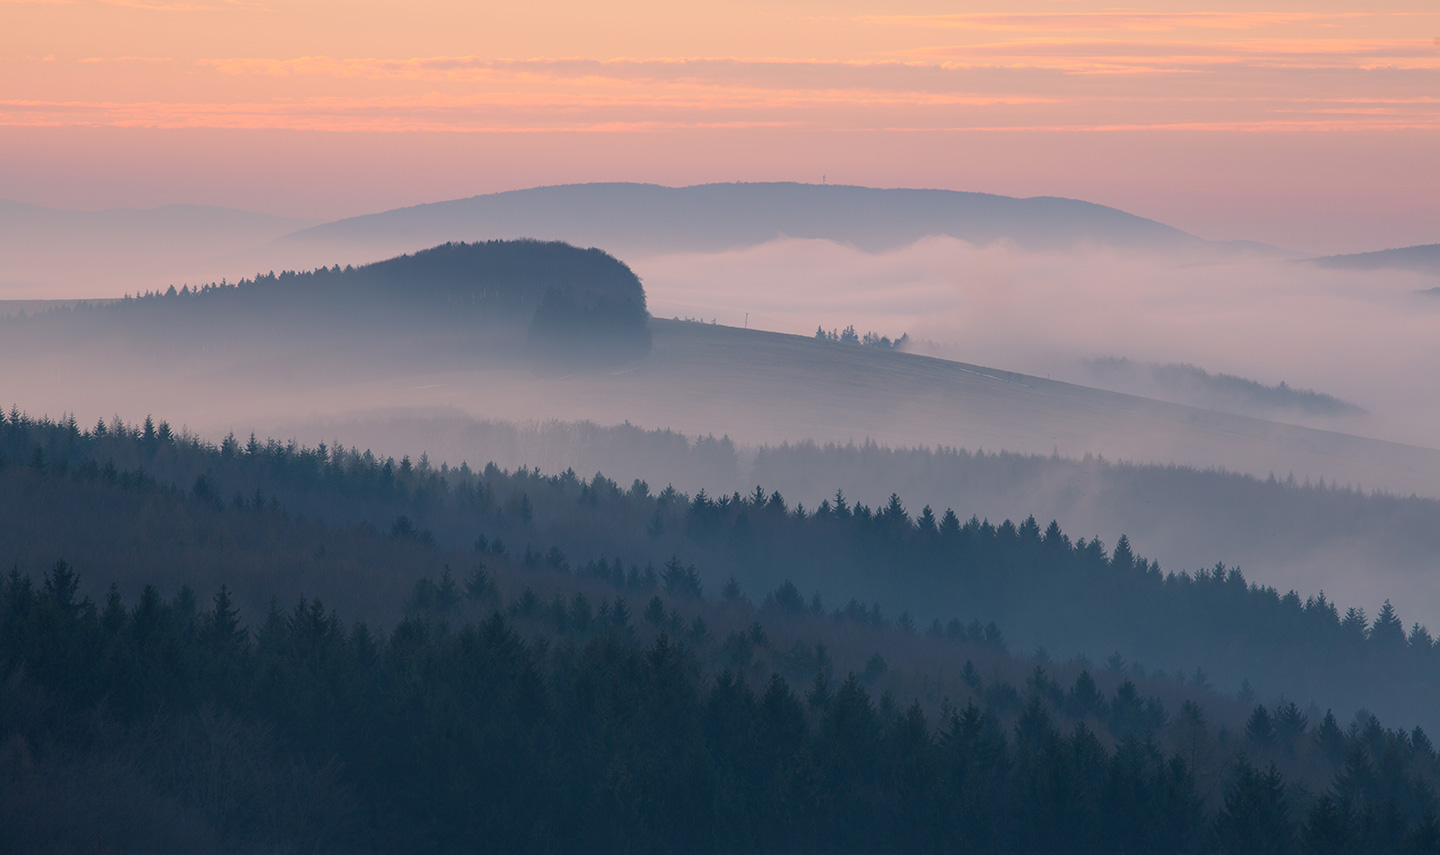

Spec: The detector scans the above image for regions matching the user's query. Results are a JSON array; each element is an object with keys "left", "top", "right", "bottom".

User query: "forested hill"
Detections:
[
  {"left": 2, "top": 240, "right": 652, "bottom": 362},
  {"left": 6, "top": 407, "right": 1440, "bottom": 735},
  {"left": 267, "top": 411, "right": 1440, "bottom": 621},
  {"left": 8, "top": 408, "right": 1440, "bottom": 852}
]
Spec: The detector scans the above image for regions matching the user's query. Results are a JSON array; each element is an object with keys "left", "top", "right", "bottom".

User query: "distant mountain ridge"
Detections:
[
  {"left": 280, "top": 181, "right": 1214, "bottom": 258},
  {"left": 1311, "top": 243, "right": 1440, "bottom": 276},
  {"left": 1082, "top": 357, "right": 1366, "bottom": 420},
  {"left": 2, "top": 184, "right": 1295, "bottom": 296}
]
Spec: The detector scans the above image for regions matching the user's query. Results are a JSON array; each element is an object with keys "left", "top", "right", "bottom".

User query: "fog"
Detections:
[
  {"left": 251, "top": 407, "right": 1440, "bottom": 631},
  {"left": 634, "top": 237, "right": 1440, "bottom": 448},
  {"left": 9, "top": 190, "right": 1438, "bottom": 453},
  {"left": 4, "top": 233, "right": 1440, "bottom": 626},
  {"left": 11, "top": 228, "right": 1440, "bottom": 802},
  {"left": 0, "top": 200, "right": 316, "bottom": 299}
]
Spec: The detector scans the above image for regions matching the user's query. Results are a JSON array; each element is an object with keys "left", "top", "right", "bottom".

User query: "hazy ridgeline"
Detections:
[
  {"left": 1315, "top": 243, "right": 1440, "bottom": 276},
  {"left": 267, "top": 409, "right": 1440, "bottom": 622},
  {"left": 6, "top": 409, "right": 1440, "bottom": 736},
  {"left": 1080, "top": 357, "right": 1366, "bottom": 420},
  {"left": 275, "top": 181, "right": 1212, "bottom": 263}
]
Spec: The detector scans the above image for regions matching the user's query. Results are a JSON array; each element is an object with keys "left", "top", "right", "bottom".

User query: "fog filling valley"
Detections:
[
  {"left": 634, "top": 236, "right": 1440, "bottom": 447},
  {"left": 4, "top": 232, "right": 1440, "bottom": 634},
  {"left": 13, "top": 0, "right": 1440, "bottom": 843},
  {"left": 9, "top": 206, "right": 1440, "bottom": 851}
]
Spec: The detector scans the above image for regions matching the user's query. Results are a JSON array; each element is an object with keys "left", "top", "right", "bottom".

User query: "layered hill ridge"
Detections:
[
  {"left": 0, "top": 183, "right": 1303, "bottom": 297},
  {"left": 278, "top": 181, "right": 1212, "bottom": 262},
  {"left": 4, "top": 240, "right": 1440, "bottom": 621},
  {"left": 1311, "top": 242, "right": 1440, "bottom": 276},
  {"left": 3, "top": 288, "right": 1438, "bottom": 499}
]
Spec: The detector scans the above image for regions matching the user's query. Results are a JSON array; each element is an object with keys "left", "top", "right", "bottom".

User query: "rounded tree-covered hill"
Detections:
[
  {"left": 13, "top": 239, "right": 655, "bottom": 363},
  {"left": 335, "top": 240, "right": 648, "bottom": 322}
]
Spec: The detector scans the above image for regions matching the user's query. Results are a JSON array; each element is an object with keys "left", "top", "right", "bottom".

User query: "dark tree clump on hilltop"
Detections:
[{"left": 0, "top": 239, "right": 653, "bottom": 365}]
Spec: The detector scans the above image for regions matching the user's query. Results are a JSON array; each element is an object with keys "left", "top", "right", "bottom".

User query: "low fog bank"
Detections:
[
  {"left": 7, "top": 248, "right": 1440, "bottom": 623},
  {"left": 6, "top": 300, "right": 1440, "bottom": 500},
  {"left": 11, "top": 208, "right": 1436, "bottom": 453},
  {"left": 0, "top": 181, "right": 1225, "bottom": 300},
  {"left": 0, "top": 201, "right": 317, "bottom": 299},
  {"left": 633, "top": 237, "right": 1440, "bottom": 448},
  {"left": 0, "top": 299, "right": 118, "bottom": 318},
  {"left": 262, "top": 408, "right": 1440, "bottom": 628}
]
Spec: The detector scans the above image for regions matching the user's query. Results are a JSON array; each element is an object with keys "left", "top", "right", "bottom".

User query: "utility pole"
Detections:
[{"left": 744, "top": 312, "right": 749, "bottom": 329}]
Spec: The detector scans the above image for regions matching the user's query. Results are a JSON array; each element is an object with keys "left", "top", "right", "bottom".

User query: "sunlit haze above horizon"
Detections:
[{"left": 2, "top": 0, "right": 1438, "bottom": 253}]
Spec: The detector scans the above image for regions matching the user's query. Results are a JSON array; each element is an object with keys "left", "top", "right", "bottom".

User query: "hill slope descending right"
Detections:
[{"left": 1312, "top": 243, "right": 1440, "bottom": 276}]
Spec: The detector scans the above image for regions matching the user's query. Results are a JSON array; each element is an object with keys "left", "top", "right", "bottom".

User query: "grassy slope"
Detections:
[
  {"left": 265, "top": 319, "right": 1440, "bottom": 496},
  {"left": 4, "top": 313, "right": 1440, "bottom": 499}
]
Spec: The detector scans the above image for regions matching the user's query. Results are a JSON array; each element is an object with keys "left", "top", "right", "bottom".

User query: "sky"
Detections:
[{"left": 2, "top": 0, "right": 1438, "bottom": 252}]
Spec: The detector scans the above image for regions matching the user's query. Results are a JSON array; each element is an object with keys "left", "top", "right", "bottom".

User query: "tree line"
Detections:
[
  {"left": 6, "top": 563, "right": 1440, "bottom": 854},
  {"left": 3, "top": 406, "right": 1440, "bottom": 734},
  {"left": 815, "top": 324, "right": 909, "bottom": 350},
  {"left": 263, "top": 410, "right": 1440, "bottom": 636}
]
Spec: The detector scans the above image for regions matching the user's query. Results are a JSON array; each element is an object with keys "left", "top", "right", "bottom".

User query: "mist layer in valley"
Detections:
[
  {"left": 5, "top": 193, "right": 1440, "bottom": 646},
  {"left": 5, "top": 236, "right": 1440, "bottom": 623},
  {"left": 9, "top": 220, "right": 1440, "bottom": 833},
  {"left": 6, "top": 302, "right": 1438, "bottom": 495},
  {"left": 0, "top": 182, "right": 1228, "bottom": 299},
  {"left": 253, "top": 407, "right": 1440, "bottom": 629},
  {"left": 7, "top": 180, "right": 1435, "bottom": 452},
  {"left": 0, "top": 199, "right": 315, "bottom": 298},
  {"left": 632, "top": 236, "right": 1440, "bottom": 449}
]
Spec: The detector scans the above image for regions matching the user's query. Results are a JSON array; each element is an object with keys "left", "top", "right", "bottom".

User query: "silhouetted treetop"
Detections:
[{"left": 161, "top": 239, "right": 646, "bottom": 321}]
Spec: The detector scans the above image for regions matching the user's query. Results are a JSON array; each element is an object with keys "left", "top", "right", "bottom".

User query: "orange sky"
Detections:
[{"left": 2, "top": 0, "right": 1438, "bottom": 251}]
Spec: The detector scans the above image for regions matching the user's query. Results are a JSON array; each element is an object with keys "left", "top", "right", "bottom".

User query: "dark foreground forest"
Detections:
[
  {"left": 5, "top": 408, "right": 1440, "bottom": 851},
  {"left": 7, "top": 566, "right": 1440, "bottom": 854},
  {"left": 3, "top": 408, "right": 1439, "bottom": 730}
]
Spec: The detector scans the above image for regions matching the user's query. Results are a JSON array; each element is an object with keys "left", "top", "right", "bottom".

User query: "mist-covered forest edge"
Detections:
[
  {"left": 262, "top": 408, "right": 1440, "bottom": 623},
  {"left": 1080, "top": 357, "right": 1365, "bottom": 419},
  {"left": 6, "top": 407, "right": 1440, "bottom": 852}
]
